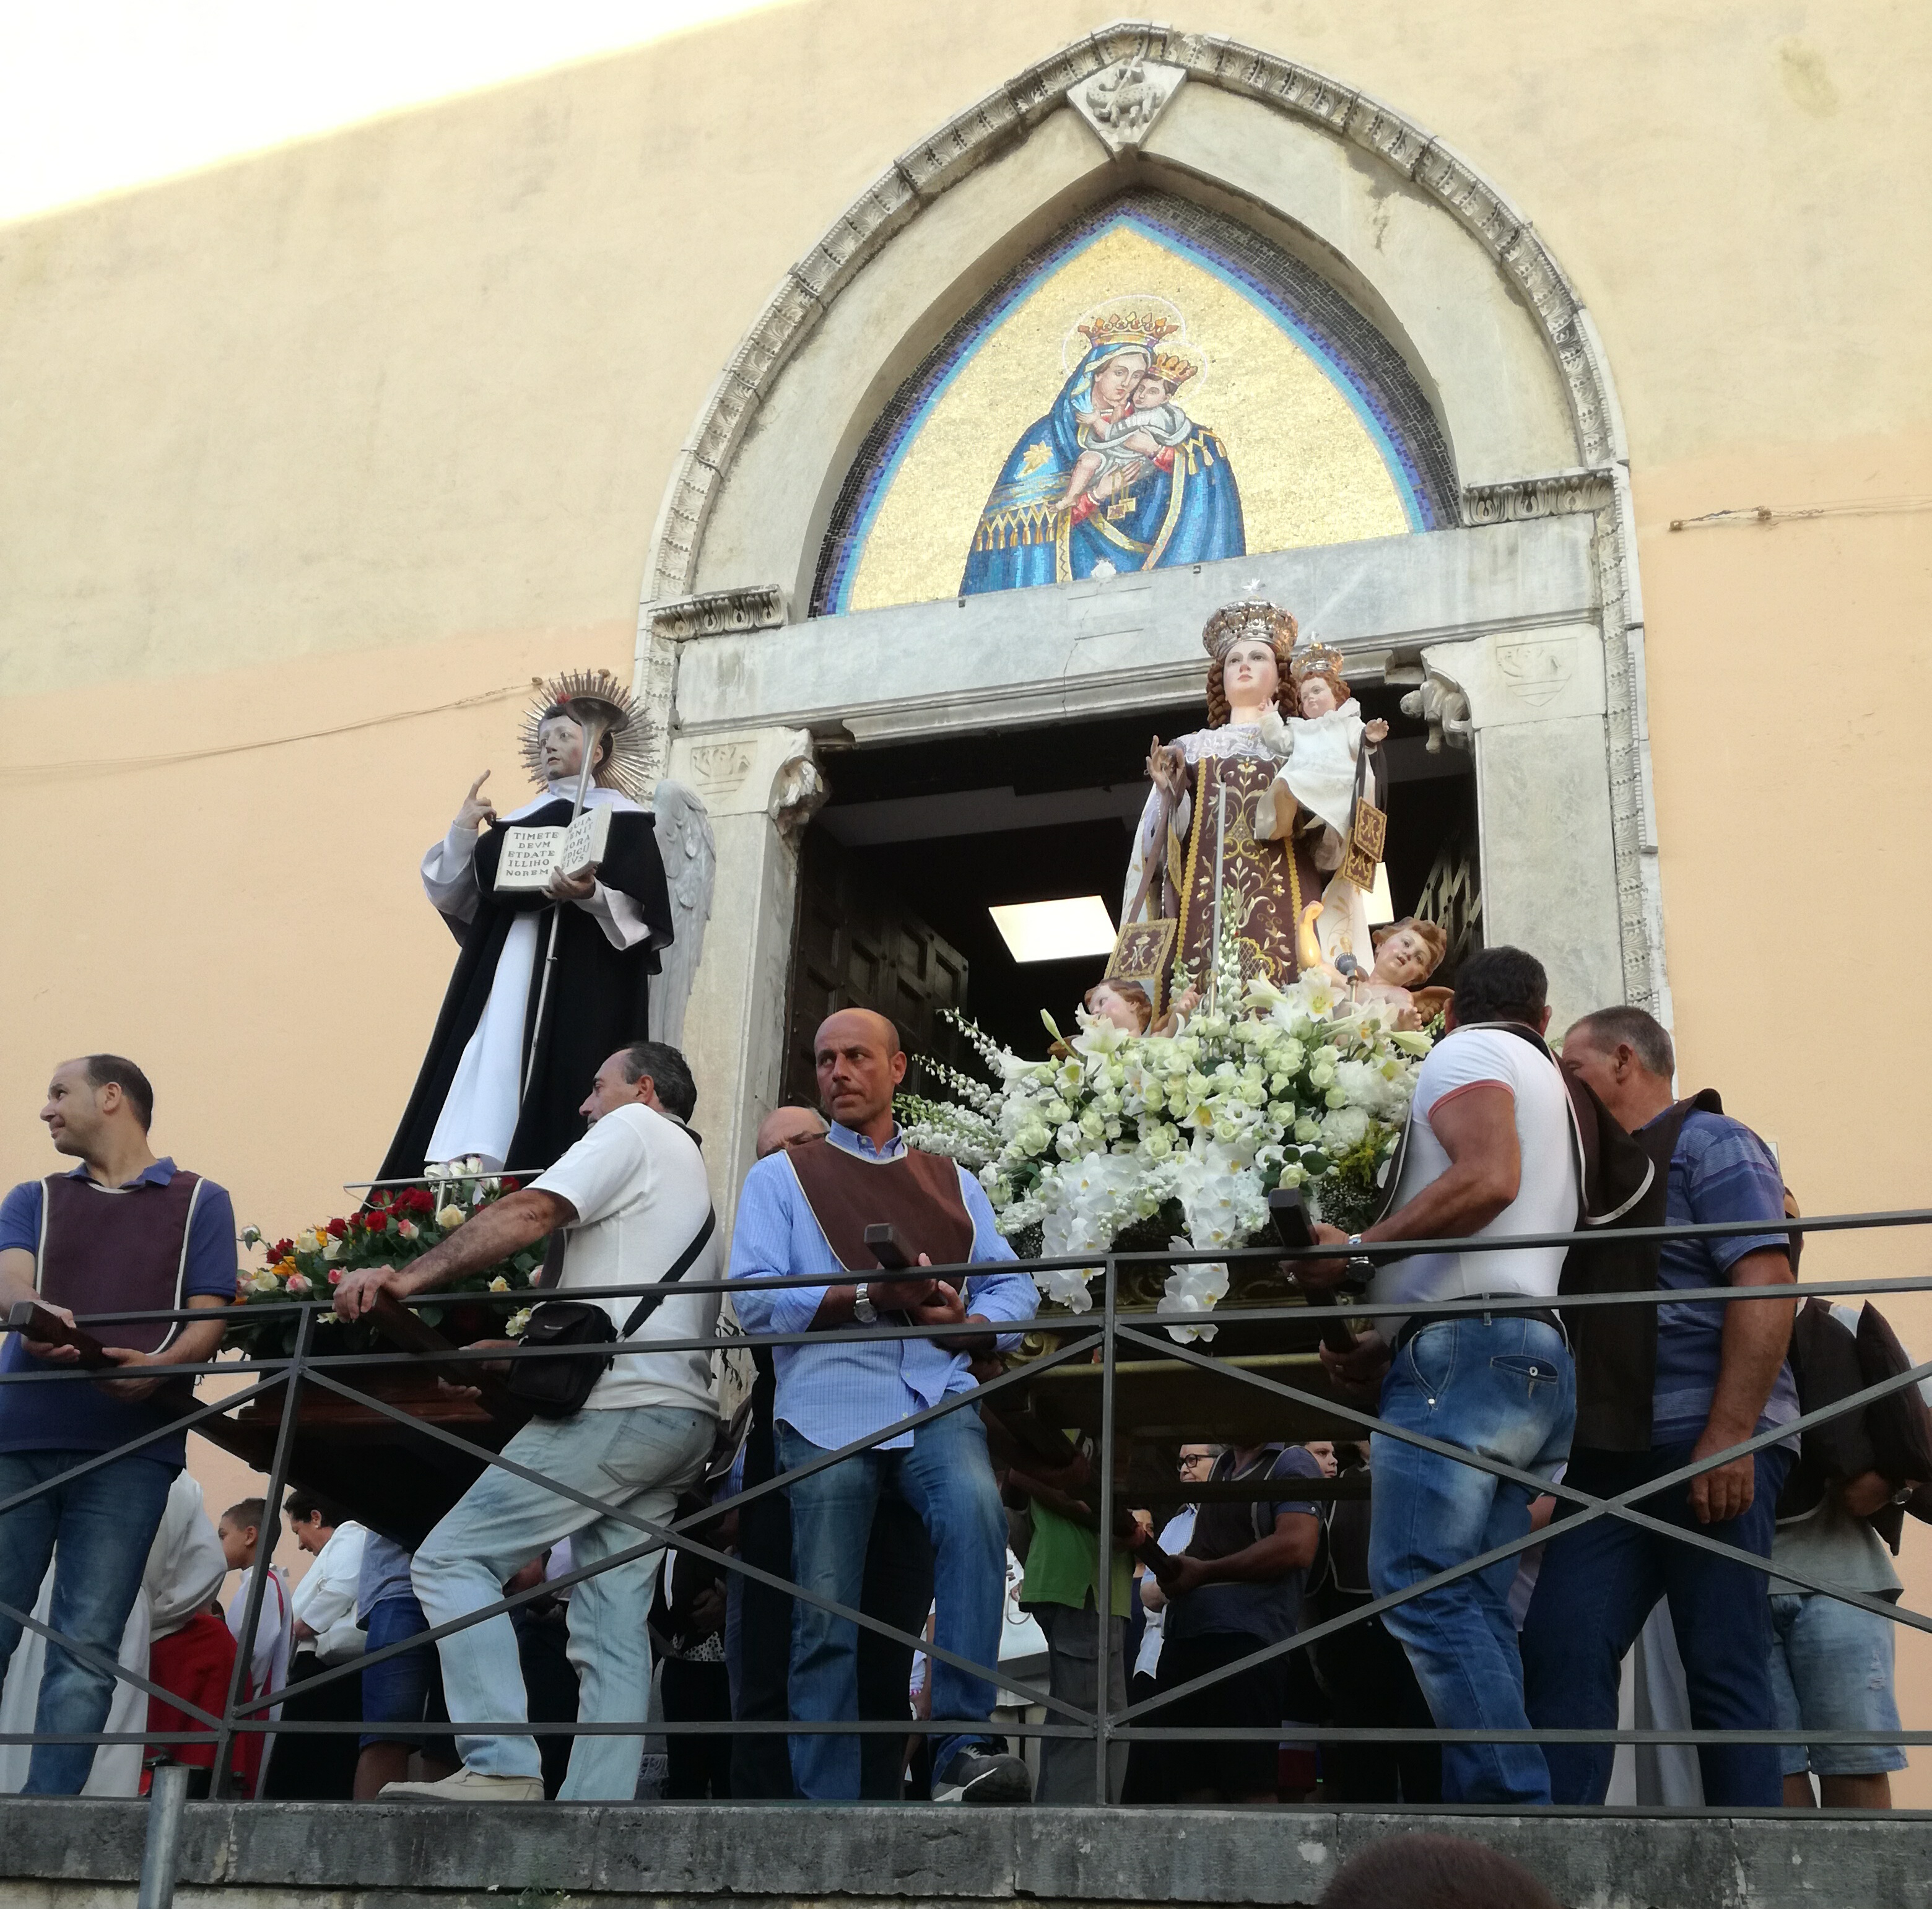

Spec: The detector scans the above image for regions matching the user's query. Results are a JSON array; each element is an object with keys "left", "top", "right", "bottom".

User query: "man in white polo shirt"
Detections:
[
  {"left": 1301, "top": 946, "right": 1580, "bottom": 1806},
  {"left": 334, "top": 1039, "right": 718, "bottom": 1802}
]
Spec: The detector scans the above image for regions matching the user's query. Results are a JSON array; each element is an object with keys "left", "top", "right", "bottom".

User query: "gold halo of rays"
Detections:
[{"left": 518, "top": 667, "right": 652, "bottom": 802}]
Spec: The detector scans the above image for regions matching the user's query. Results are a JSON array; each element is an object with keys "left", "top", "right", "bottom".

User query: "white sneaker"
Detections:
[{"left": 380, "top": 1767, "right": 546, "bottom": 1803}]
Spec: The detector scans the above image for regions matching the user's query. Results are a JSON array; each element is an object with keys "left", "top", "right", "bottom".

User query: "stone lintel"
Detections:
[{"left": 672, "top": 518, "right": 1596, "bottom": 746}]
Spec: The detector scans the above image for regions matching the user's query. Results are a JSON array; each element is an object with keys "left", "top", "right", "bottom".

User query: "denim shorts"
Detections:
[
  {"left": 358, "top": 1593, "right": 449, "bottom": 1750},
  {"left": 1767, "top": 1591, "right": 1906, "bottom": 1777}
]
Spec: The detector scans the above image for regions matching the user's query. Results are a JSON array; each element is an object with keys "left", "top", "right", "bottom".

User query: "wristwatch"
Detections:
[
  {"left": 1344, "top": 1234, "right": 1375, "bottom": 1288},
  {"left": 851, "top": 1286, "right": 879, "bottom": 1324}
]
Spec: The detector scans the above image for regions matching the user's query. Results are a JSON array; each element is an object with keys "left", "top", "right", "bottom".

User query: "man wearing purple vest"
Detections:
[{"left": 0, "top": 1056, "right": 235, "bottom": 1794}]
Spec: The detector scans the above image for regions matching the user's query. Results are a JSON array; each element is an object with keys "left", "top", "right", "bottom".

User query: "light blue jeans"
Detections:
[
  {"left": 0, "top": 1451, "right": 176, "bottom": 1794},
  {"left": 1768, "top": 1590, "right": 1907, "bottom": 1778},
  {"left": 777, "top": 1403, "right": 1007, "bottom": 1798},
  {"left": 412, "top": 1404, "right": 713, "bottom": 1798},
  {"left": 1368, "top": 1313, "right": 1574, "bottom": 1804}
]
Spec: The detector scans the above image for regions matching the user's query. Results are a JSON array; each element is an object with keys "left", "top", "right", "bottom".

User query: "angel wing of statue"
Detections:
[{"left": 648, "top": 779, "right": 716, "bottom": 1050}]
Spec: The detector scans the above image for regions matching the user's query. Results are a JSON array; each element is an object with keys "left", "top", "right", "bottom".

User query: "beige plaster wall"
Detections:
[{"left": 2, "top": 0, "right": 1929, "bottom": 1794}]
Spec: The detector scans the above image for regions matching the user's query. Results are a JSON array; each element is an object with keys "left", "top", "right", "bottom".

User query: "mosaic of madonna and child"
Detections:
[{"left": 960, "top": 302, "right": 1246, "bottom": 592}]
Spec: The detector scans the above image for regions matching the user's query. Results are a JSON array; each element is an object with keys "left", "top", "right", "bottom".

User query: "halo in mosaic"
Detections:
[{"left": 813, "top": 193, "right": 1459, "bottom": 617}]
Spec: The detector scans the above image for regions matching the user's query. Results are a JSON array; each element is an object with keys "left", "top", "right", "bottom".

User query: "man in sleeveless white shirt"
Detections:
[{"left": 1302, "top": 947, "right": 1580, "bottom": 1804}]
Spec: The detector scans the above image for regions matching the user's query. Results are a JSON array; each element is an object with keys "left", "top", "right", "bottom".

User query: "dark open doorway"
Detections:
[{"left": 781, "top": 686, "right": 1478, "bottom": 1104}]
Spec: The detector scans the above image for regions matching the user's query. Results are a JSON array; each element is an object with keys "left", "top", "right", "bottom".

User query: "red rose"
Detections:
[
  {"left": 499, "top": 1178, "right": 520, "bottom": 1194},
  {"left": 402, "top": 1187, "right": 435, "bottom": 1215},
  {"left": 365, "top": 1211, "right": 388, "bottom": 1232},
  {"left": 324, "top": 1217, "right": 347, "bottom": 1239},
  {"left": 266, "top": 1244, "right": 285, "bottom": 1266}
]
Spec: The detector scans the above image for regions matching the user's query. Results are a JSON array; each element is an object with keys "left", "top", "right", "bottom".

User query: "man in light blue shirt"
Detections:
[{"left": 730, "top": 1009, "right": 1036, "bottom": 1804}]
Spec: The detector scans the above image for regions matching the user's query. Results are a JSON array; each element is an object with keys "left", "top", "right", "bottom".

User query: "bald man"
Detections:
[
  {"left": 755, "top": 1105, "right": 827, "bottom": 1159},
  {"left": 729, "top": 1009, "right": 1036, "bottom": 1804},
  {"left": 731, "top": 1091, "right": 929, "bottom": 1802}
]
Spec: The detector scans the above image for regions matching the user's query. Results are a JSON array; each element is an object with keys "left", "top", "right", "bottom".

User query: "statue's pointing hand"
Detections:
[
  {"left": 456, "top": 770, "right": 497, "bottom": 833},
  {"left": 1147, "top": 736, "right": 1185, "bottom": 799}
]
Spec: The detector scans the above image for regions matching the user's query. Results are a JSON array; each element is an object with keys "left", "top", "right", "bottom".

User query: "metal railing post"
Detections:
[
  {"left": 210, "top": 1303, "right": 311, "bottom": 1796},
  {"left": 135, "top": 1760, "right": 191, "bottom": 1909},
  {"left": 1094, "top": 1248, "right": 1120, "bottom": 1805}
]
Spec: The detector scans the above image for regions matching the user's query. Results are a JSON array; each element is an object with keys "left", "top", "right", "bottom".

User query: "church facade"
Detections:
[{"left": 1, "top": 0, "right": 1927, "bottom": 1783}]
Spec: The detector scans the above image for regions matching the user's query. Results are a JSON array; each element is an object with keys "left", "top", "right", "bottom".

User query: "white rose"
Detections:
[
  {"left": 248, "top": 1268, "right": 282, "bottom": 1294},
  {"left": 435, "top": 1205, "right": 466, "bottom": 1230},
  {"left": 489, "top": 1275, "right": 510, "bottom": 1292}
]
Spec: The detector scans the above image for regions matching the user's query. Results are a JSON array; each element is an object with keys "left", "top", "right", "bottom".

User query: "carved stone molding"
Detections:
[
  {"left": 1463, "top": 469, "right": 1615, "bottom": 525},
  {"left": 633, "top": 586, "right": 789, "bottom": 787},
  {"left": 1069, "top": 56, "right": 1188, "bottom": 154},
  {"left": 643, "top": 585, "right": 788, "bottom": 644}
]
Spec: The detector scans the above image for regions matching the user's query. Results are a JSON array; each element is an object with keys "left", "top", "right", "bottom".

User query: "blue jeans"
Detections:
[
  {"left": 1368, "top": 1314, "right": 1574, "bottom": 1804},
  {"left": 777, "top": 1403, "right": 1007, "bottom": 1798},
  {"left": 359, "top": 1594, "right": 444, "bottom": 1750},
  {"left": 1768, "top": 1589, "right": 1906, "bottom": 1778},
  {"left": 0, "top": 1451, "right": 176, "bottom": 1794},
  {"left": 412, "top": 1404, "right": 713, "bottom": 1798},
  {"left": 1520, "top": 1442, "right": 1792, "bottom": 1806}
]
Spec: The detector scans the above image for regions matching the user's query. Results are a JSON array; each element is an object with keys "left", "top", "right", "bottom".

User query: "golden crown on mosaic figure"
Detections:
[
  {"left": 1147, "top": 347, "right": 1200, "bottom": 389},
  {"left": 1076, "top": 305, "right": 1185, "bottom": 355},
  {"left": 1200, "top": 599, "right": 1300, "bottom": 659},
  {"left": 518, "top": 667, "right": 652, "bottom": 801}
]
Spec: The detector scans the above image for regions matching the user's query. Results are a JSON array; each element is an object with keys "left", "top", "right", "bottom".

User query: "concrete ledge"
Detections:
[{"left": 5, "top": 1800, "right": 1932, "bottom": 1909}]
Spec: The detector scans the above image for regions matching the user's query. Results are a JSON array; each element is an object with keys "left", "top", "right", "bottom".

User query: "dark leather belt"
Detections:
[{"left": 1392, "top": 1295, "right": 1564, "bottom": 1354}]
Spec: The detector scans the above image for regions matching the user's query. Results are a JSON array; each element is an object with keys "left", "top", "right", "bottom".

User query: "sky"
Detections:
[{"left": 0, "top": 0, "right": 777, "bottom": 225}]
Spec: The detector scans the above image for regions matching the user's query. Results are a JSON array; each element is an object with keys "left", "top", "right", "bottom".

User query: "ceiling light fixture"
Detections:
[{"left": 988, "top": 895, "right": 1118, "bottom": 964}]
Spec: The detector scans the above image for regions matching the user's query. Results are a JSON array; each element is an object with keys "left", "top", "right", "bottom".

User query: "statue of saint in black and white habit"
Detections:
[{"left": 377, "top": 690, "right": 679, "bottom": 1180}]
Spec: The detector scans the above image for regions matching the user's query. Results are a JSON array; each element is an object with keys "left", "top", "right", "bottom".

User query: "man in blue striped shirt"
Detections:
[
  {"left": 1523, "top": 1006, "right": 1798, "bottom": 1806},
  {"left": 729, "top": 1009, "right": 1037, "bottom": 1804}
]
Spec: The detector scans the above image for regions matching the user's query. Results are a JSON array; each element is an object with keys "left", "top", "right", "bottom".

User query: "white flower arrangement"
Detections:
[{"left": 899, "top": 955, "right": 1430, "bottom": 1334}]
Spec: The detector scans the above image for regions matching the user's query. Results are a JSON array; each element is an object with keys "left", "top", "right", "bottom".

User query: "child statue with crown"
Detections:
[{"left": 1114, "top": 601, "right": 1389, "bottom": 1012}]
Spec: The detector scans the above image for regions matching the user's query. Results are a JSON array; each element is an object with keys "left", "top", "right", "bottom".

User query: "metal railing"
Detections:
[{"left": 3, "top": 1205, "right": 1931, "bottom": 1812}]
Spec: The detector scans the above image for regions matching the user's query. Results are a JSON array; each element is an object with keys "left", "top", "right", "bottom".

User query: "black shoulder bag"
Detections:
[{"left": 508, "top": 1208, "right": 716, "bottom": 1420}]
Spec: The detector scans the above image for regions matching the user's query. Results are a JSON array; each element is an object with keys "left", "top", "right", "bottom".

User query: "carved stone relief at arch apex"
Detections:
[{"left": 636, "top": 21, "right": 1659, "bottom": 1019}]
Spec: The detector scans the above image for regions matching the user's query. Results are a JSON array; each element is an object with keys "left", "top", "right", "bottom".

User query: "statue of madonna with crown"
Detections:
[{"left": 1116, "top": 600, "right": 1391, "bottom": 1009}]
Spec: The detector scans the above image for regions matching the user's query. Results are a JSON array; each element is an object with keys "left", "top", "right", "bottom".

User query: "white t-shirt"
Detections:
[
  {"left": 1370, "top": 1024, "right": 1580, "bottom": 1312},
  {"left": 531, "top": 1103, "right": 721, "bottom": 1415}
]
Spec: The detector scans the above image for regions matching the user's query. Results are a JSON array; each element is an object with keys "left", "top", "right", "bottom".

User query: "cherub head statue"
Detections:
[
  {"left": 1202, "top": 600, "right": 1299, "bottom": 728},
  {"left": 1370, "top": 916, "right": 1449, "bottom": 988},
  {"left": 1289, "top": 640, "right": 1352, "bottom": 720},
  {"left": 1084, "top": 978, "right": 1154, "bottom": 1035}
]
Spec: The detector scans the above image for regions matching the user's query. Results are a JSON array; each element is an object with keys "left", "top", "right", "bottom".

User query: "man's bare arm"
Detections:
[
  {"left": 1155, "top": 1510, "right": 1321, "bottom": 1593},
  {"left": 1301, "top": 1084, "right": 1521, "bottom": 1291},
  {"left": 1687, "top": 1245, "right": 1796, "bottom": 1525},
  {"left": 97, "top": 1294, "right": 232, "bottom": 1401},
  {"left": 334, "top": 1188, "right": 575, "bottom": 1321}
]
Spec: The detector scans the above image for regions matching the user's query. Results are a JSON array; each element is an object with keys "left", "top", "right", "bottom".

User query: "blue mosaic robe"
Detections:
[{"left": 959, "top": 342, "right": 1245, "bottom": 595}]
